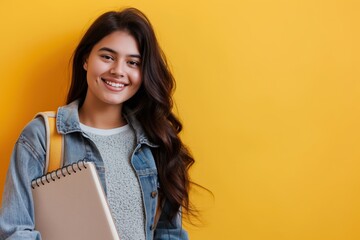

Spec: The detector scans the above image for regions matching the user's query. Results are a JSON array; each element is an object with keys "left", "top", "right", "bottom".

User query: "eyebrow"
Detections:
[{"left": 98, "top": 47, "right": 141, "bottom": 58}]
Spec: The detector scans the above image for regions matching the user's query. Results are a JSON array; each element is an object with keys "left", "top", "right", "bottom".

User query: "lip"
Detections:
[{"left": 101, "top": 77, "right": 129, "bottom": 91}]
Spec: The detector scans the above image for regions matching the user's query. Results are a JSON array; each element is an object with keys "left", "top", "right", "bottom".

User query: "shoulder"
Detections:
[
  {"left": 18, "top": 116, "right": 47, "bottom": 157},
  {"left": 20, "top": 116, "right": 46, "bottom": 141}
]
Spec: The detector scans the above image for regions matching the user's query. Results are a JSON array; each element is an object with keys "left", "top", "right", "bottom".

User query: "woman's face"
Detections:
[{"left": 83, "top": 30, "right": 142, "bottom": 108}]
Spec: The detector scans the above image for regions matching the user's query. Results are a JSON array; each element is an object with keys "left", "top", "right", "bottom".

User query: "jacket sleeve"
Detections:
[
  {"left": 154, "top": 201, "right": 189, "bottom": 240},
  {"left": 0, "top": 121, "right": 46, "bottom": 239}
]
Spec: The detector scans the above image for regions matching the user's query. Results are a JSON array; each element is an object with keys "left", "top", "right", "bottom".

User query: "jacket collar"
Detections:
[{"left": 56, "top": 100, "right": 157, "bottom": 147}]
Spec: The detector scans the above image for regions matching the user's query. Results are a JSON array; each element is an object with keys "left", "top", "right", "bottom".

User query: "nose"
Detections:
[{"left": 110, "top": 61, "right": 125, "bottom": 77}]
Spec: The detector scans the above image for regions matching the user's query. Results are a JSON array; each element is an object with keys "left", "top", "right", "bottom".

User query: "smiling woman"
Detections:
[
  {"left": 0, "top": 8, "right": 195, "bottom": 240},
  {"left": 81, "top": 31, "right": 143, "bottom": 128}
]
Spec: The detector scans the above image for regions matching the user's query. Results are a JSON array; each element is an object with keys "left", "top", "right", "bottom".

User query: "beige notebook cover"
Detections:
[{"left": 31, "top": 161, "right": 120, "bottom": 240}]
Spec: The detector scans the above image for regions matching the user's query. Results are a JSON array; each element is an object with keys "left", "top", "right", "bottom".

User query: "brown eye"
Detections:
[
  {"left": 101, "top": 55, "right": 114, "bottom": 61},
  {"left": 128, "top": 60, "right": 140, "bottom": 67}
]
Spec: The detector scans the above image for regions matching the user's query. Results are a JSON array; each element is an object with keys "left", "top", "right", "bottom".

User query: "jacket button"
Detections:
[{"left": 151, "top": 191, "right": 157, "bottom": 198}]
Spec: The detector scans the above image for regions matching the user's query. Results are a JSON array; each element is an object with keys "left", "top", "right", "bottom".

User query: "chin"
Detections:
[{"left": 103, "top": 97, "right": 128, "bottom": 106}]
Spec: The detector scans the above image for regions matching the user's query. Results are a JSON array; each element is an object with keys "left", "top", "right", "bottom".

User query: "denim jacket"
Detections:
[{"left": 0, "top": 100, "right": 188, "bottom": 240}]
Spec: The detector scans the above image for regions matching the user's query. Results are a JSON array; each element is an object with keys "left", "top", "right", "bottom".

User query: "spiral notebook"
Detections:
[{"left": 31, "top": 161, "right": 120, "bottom": 240}]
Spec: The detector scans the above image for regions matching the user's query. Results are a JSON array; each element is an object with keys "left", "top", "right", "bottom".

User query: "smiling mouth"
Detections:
[{"left": 101, "top": 78, "right": 126, "bottom": 88}]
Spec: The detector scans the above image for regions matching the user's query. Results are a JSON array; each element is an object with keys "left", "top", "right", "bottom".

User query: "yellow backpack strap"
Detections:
[{"left": 35, "top": 111, "right": 63, "bottom": 173}]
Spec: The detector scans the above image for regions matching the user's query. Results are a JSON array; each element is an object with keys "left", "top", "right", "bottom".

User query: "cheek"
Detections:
[
  {"left": 132, "top": 71, "right": 142, "bottom": 85},
  {"left": 87, "top": 59, "right": 108, "bottom": 77},
  {"left": 86, "top": 66, "right": 103, "bottom": 87}
]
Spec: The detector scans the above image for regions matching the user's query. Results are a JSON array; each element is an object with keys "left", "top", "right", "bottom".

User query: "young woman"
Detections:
[{"left": 0, "top": 8, "right": 194, "bottom": 240}]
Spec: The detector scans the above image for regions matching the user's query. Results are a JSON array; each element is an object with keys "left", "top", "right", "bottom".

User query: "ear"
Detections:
[{"left": 83, "top": 60, "right": 88, "bottom": 71}]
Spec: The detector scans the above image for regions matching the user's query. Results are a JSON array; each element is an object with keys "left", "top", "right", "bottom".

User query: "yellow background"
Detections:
[{"left": 1, "top": 0, "right": 360, "bottom": 239}]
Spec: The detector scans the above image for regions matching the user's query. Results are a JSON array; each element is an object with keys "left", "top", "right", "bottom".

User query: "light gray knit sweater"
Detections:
[{"left": 80, "top": 123, "right": 146, "bottom": 240}]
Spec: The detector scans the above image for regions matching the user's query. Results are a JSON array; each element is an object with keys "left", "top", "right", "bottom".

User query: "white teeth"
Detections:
[{"left": 105, "top": 80, "right": 125, "bottom": 88}]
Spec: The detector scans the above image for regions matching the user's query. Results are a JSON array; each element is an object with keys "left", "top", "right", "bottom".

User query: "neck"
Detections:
[{"left": 79, "top": 99, "right": 126, "bottom": 129}]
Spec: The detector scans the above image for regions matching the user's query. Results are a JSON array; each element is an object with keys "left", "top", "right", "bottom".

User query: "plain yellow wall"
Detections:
[{"left": 1, "top": 0, "right": 360, "bottom": 239}]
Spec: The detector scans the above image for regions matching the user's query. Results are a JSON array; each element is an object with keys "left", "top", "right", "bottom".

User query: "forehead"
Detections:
[{"left": 93, "top": 31, "right": 139, "bottom": 54}]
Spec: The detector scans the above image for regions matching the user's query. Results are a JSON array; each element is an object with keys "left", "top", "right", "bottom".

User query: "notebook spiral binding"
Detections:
[{"left": 31, "top": 160, "right": 88, "bottom": 189}]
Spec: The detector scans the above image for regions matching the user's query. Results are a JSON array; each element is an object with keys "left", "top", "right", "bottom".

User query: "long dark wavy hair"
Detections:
[{"left": 67, "top": 8, "right": 195, "bottom": 221}]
